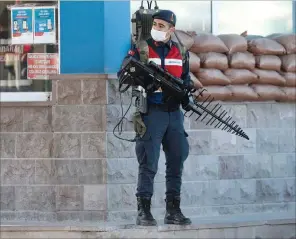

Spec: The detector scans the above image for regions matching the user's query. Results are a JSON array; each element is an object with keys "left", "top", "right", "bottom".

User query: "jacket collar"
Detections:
[{"left": 153, "top": 38, "right": 172, "bottom": 48}]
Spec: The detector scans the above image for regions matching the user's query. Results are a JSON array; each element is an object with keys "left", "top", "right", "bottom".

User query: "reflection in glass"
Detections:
[
  {"left": 214, "top": 1, "right": 293, "bottom": 36},
  {"left": 130, "top": 1, "right": 212, "bottom": 33},
  {"left": 0, "top": 1, "right": 58, "bottom": 93}
]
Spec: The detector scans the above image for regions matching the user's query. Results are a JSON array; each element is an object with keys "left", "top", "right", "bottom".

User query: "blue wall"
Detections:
[
  {"left": 59, "top": 0, "right": 131, "bottom": 74},
  {"left": 104, "top": 1, "right": 131, "bottom": 73}
]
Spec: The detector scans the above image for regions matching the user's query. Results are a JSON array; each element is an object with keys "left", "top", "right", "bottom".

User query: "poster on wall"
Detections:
[
  {"left": 27, "top": 53, "right": 58, "bottom": 79},
  {"left": 33, "top": 6, "right": 56, "bottom": 44},
  {"left": 11, "top": 7, "right": 34, "bottom": 44}
]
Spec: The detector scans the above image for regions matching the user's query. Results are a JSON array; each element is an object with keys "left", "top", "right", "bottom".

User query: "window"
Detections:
[
  {"left": 212, "top": 1, "right": 293, "bottom": 36},
  {"left": 130, "top": 1, "right": 212, "bottom": 33},
  {"left": 0, "top": 0, "right": 59, "bottom": 102}
]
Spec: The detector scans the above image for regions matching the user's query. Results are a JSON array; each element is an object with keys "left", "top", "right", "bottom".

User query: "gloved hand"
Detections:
[
  {"left": 183, "top": 79, "right": 195, "bottom": 91},
  {"left": 181, "top": 93, "right": 190, "bottom": 111}
]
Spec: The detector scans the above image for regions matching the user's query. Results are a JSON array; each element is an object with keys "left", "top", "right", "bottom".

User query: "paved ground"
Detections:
[{"left": 1, "top": 212, "right": 295, "bottom": 238}]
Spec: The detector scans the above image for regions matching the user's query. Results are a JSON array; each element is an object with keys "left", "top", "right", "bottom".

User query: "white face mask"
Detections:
[{"left": 151, "top": 28, "right": 168, "bottom": 42}]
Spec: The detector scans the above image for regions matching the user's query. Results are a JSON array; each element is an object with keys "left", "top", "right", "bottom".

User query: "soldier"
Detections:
[{"left": 118, "top": 9, "right": 192, "bottom": 226}]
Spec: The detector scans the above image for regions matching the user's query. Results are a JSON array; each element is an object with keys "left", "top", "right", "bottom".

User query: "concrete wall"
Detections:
[{"left": 0, "top": 77, "right": 295, "bottom": 223}]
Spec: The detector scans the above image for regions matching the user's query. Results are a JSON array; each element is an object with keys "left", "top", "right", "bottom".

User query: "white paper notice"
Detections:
[
  {"left": 11, "top": 7, "right": 34, "bottom": 45},
  {"left": 33, "top": 6, "right": 56, "bottom": 44}
]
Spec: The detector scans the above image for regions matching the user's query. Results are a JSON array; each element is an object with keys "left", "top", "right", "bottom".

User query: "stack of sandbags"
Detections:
[
  {"left": 172, "top": 30, "right": 195, "bottom": 50},
  {"left": 188, "top": 51, "right": 200, "bottom": 73},
  {"left": 247, "top": 37, "right": 288, "bottom": 101},
  {"left": 269, "top": 34, "right": 296, "bottom": 101},
  {"left": 188, "top": 33, "right": 231, "bottom": 100},
  {"left": 194, "top": 86, "right": 233, "bottom": 102},
  {"left": 189, "top": 72, "right": 203, "bottom": 89},
  {"left": 171, "top": 30, "right": 203, "bottom": 87},
  {"left": 174, "top": 30, "right": 201, "bottom": 73},
  {"left": 184, "top": 31, "right": 296, "bottom": 102},
  {"left": 271, "top": 34, "right": 296, "bottom": 55},
  {"left": 218, "top": 34, "right": 260, "bottom": 101},
  {"left": 279, "top": 53, "right": 296, "bottom": 101},
  {"left": 280, "top": 54, "right": 296, "bottom": 85}
]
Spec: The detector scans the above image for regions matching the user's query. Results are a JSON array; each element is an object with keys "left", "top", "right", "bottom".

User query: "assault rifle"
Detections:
[{"left": 118, "top": 57, "right": 250, "bottom": 140}]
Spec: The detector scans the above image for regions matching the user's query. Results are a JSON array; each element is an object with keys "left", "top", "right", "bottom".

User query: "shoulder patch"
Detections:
[{"left": 128, "top": 50, "right": 135, "bottom": 56}]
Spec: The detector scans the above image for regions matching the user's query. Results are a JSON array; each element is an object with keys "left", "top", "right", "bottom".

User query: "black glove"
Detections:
[
  {"left": 181, "top": 93, "right": 190, "bottom": 111},
  {"left": 183, "top": 79, "right": 194, "bottom": 91}
]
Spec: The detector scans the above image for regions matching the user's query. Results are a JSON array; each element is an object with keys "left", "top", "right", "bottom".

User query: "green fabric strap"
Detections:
[
  {"left": 133, "top": 111, "right": 147, "bottom": 138},
  {"left": 136, "top": 40, "right": 149, "bottom": 63}
]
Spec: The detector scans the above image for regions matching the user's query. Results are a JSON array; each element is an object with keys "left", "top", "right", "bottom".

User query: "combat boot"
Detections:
[
  {"left": 136, "top": 197, "right": 157, "bottom": 226},
  {"left": 164, "top": 196, "right": 192, "bottom": 225}
]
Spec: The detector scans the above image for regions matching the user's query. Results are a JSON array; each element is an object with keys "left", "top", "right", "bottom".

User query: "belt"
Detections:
[{"left": 149, "top": 103, "right": 180, "bottom": 112}]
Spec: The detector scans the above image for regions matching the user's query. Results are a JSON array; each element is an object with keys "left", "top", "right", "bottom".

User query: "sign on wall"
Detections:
[
  {"left": 33, "top": 7, "right": 56, "bottom": 44},
  {"left": 11, "top": 7, "right": 34, "bottom": 44},
  {"left": 10, "top": 6, "right": 56, "bottom": 44},
  {"left": 0, "top": 45, "right": 23, "bottom": 62},
  {"left": 27, "top": 53, "right": 58, "bottom": 79}
]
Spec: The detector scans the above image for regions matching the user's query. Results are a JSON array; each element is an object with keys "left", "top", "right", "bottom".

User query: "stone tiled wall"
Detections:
[
  {"left": 0, "top": 77, "right": 295, "bottom": 223},
  {"left": 106, "top": 78, "right": 296, "bottom": 223},
  {"left": 1, "top": 78, "right": 107, "bottom": 222}
]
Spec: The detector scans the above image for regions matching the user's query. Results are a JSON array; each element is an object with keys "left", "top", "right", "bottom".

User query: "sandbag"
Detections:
[
  {"left": 252, "top": 69, "right": 286, "bottom": 86},
  {"left": 189, "top": 33, "right": 229, "bottom": 54},
  {"left": 224, "top": 68, "right": 258, "bottom": 84},
  {"left": 195, "top": 69, "right": 230, "bottom": 86},
  {"left": 250, "top": 84, "right": 286, "bottom": 101},
  {"left": 227, "top": 85, "right": 259, "bottom": 101},
  {"left": 280, "top": 54, "right": 296, "bottom": 72},
  {"left": 198, "top": 52, "right": 228, "bottom": 70},
  {"left": 272, "top": 34, "right": 296, "bottom": 54},
  {"left": 280, "top": 72, "right": 296, "bottom": 86},
  {"left": 228, "top": 52, "right": 255, "bottom": 70},
  {"left": 279, "top": 87, "right": 296, "bottom": 102},
  {"left": 248, "top": 38, "right": 286, "bottom": 55},
  {"left": 218, "top": 34, "right": 248, "bottom": 54},
  {"left": 189, "top": 72, "right": 203, "bottom": 89},
  {"left": 255, "top": 55, "right": 281, "bottom": 71},
  {"left": 172, "top": 30, "right": 195, "bottom": 50},
  {"left": 186, "top": 31, "right": 197, "bottom": 36},
  {"left": 188, "top": 52, "right": 200, "bottom": 72},
  {"left": 266, "top": 33, "right": 282, "bottom": 38},
  {"left": 245, "top": 35, "right": 263, "bottom": 41},
  {"left": 194, "top": 86, "right": 232, "bottom": 101}
]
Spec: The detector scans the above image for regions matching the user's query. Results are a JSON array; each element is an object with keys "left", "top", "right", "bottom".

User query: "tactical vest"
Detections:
[{"left": 136, "top": 39, "right": 186, "bottom": 78}]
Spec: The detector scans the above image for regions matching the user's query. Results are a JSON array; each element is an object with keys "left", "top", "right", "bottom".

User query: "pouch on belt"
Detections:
[{"left": 133, "top": 111, "right": 147, "bottom": 138}]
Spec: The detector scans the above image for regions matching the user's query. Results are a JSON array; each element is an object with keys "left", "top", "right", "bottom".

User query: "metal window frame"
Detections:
[
  {"left": 293, "top": 0, "right": 296, "bottom": 34},
  {"left": 210, "top": 1, "right": 219, "bottom": 34},
  {"left": 0, "top": 0, "right": 60, "bottom": 103},
  {"left": 0, "top": 91, "right": 51, "bottom": 101}
]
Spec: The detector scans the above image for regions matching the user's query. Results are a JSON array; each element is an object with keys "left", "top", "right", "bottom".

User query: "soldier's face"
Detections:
[{"left": 152, "top": 19, "right": 174, "bottom": 37}]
